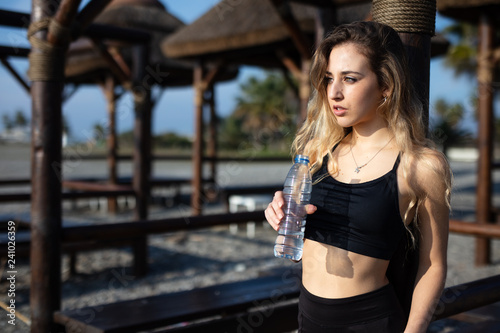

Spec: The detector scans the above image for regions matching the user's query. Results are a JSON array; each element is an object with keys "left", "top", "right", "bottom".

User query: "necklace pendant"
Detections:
[{"left": 354, "top": 167, "right": 361, "bottom": 173}]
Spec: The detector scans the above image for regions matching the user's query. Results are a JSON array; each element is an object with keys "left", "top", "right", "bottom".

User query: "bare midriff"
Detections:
[{"left": 301, "top": 238, "right": 390, "bottom": 298}]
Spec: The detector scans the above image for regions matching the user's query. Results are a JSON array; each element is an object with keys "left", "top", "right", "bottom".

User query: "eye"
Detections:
[
  {"left": 323, "top": 76, "right": 333, "bottom": 85},
  {"left": 344, "top": 76, "right": 357, "bottom": 83}
]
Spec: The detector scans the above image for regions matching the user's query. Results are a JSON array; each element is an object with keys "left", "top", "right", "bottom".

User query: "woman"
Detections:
[{"left": 265, "top": 21, "right": 451, "bottom": 332}]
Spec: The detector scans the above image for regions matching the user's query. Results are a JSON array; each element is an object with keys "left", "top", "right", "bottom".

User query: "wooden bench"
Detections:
[
  {"left": 54, "top": 268, "right": 301, "bottom": 333},
  {"left": 1, "top": 211, "right": 268, "bottom": 276},
  {"left": 0, "top": 228, "right": 145, "bottom": 275}
]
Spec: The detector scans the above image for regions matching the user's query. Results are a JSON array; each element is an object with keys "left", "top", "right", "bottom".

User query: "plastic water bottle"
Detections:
[{"left": 274, "top": 155, "right": 312, "bottom": 261}]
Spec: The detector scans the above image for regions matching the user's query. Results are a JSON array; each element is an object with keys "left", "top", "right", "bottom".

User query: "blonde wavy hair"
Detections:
[{"left": 293, "top": 21, "right": 451, "bottom": 230}]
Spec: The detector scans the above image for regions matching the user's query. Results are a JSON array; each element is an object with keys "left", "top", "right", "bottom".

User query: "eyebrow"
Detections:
[{"left": 325, "top": 70, "right": 365, "bottom": 76}]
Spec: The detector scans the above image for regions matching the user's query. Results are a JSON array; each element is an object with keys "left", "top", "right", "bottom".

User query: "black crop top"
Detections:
[{"left": 304, "top": 148, "right": 405, "bottom": 260}]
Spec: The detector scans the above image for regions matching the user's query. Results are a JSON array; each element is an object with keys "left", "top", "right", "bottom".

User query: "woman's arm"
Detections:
[{"left": 404, "top": 153, "right": 450, "bottom": 333}]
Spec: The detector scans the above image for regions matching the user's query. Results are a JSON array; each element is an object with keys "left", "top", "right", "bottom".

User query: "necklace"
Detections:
[{"left": 350, "top": 136, "right": 394, "bottom": 173}]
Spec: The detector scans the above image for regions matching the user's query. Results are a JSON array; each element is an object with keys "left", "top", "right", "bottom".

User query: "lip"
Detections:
[{"left": 332, "top": 105, "right": 347, "bottom": 116}]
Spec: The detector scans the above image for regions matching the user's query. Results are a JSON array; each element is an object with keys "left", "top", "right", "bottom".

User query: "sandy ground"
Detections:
[{"left": 0, "top": 143, "right": 499, "bottom": 332}]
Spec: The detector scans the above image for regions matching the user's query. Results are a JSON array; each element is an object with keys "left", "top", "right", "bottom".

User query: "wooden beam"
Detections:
[
  {"left": 450, "top": 219, "right": 500, "bottom": 238},
  {"left": 432, "top": 274, "right": 500, "bottom": 321},
  {"left": 48, "top": 0, "right": 81, "bottom": 45},
  {"left": 91, "top": 38, "right": 131, "bottom": 88},
  {"left": 0, "top": 57, "right": 30, "bottom": 93},
  {"left": 0, "top": 45, "right": 30, "bottom": 57},
  {"left": 61, "top": 211, "right": 267, "bottom": 241},
  {"left": 0, "top": 10, "right": 150, "bottom": 43},
  {"left": 276, "top": 49, "right": 301, "bottom": 78},
  {"left": 270, "top": 0, "right": 313, "bottom": 60}
]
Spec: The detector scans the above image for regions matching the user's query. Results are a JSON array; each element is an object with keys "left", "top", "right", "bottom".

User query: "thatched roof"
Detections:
[
  {"left": 161, "top": 0, "right": 374, "bottom": 68},
  {"left": 65, "top": 37, "right": 109, "bottom": 84},
  {"left": 95, "top": 0, "right": 184, "bottom": 35},
  {"left": 162, "top": 0, "right": 316, "bottom": 59},
  {"left": 161, "top": 0, "right": 447, "bottom": 66},
  {"left": 64, "top": 0, "right": 196, "bottom": 86},
  {"left": 437, "top": 0, "right": 500, "bottom": 23}
]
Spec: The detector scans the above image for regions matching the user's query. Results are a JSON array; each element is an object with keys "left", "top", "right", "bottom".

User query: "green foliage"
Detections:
[
  {"left": 442, "top": 23, "right": 478, "bottom": 78},
  {"left": 220, "top": 71, "right": 297, "bottom": 153},
  {"left": 154, "top": 132, "right": 192, "bottom": 149},
  {"left": 442, "top": 22, "right": 500, "bottom": 82},
  {"left": 2, "top": 114, "right": 13, "bottom": 130},
  {"left": 14, "top": 110, "right": 28, "bottom": 127},
  {"left": 2, "top": 110, "right": 29, "bottom": 130},
  {"left": 118, "top": 129, "right": 134, "bottom": 148},
  {"left": 430, "top": 98, "right": 471, "bottom": 156},
  {"left": 93, "top": 123, "right": 106, "bottom": 145}
]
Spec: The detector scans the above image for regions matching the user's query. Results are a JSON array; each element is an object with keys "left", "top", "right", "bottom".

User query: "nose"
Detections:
[{"left": 327, "top": 79, "right": 343, "bottom": 100}]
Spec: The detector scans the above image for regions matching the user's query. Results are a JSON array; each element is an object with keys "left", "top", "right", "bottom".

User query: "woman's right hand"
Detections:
[
  {"left": 265, "top": 191, "right": 317, "bottom": 231},
  {"left": 265, "top": 191, "right": 285, "bottom": 231}
]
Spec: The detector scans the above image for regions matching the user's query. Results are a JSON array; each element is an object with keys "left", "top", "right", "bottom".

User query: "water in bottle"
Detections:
[{"left": 274, "top": 155, "right": 312, "bottom": 261}]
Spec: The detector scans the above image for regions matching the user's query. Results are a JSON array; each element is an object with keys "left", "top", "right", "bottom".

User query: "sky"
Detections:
[{"left": 0, "top": 0, "right": 486, "bottom": 142}]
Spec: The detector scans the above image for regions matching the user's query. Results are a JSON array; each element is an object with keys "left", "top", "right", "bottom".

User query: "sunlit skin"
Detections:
[{"left": 265, "top": 43, "right": 449, "bottom": 332}]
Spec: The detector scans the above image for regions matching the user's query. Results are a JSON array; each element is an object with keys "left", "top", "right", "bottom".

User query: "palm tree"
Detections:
[
  {"left": 227, "top": 71, "right": 297, "bottom": 151},
  {"left": 14, "top": 110, "right": 28, "bottom": 127},
  {"left": 442, "top": 22, "right": 478, "bottom": 78},
  {"left": 431, "top": 98, "right": 470, "bottom": 157},
  {"left": 93, "top": 123, "right": 106, "bottom": 146}
]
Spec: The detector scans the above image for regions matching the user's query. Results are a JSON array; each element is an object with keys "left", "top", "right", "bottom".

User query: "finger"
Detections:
[
  {"left": 264, "top": 203, "right": 280, "bottom": 231},
  {"left": 270, "top": 199, "right": 284, "bottom": 222},
  {"left": 305, "top": 204, "right": 317, "bottom": 215},
  {"left": 274, "top": 191, "right": 284, "bottom": 207}
]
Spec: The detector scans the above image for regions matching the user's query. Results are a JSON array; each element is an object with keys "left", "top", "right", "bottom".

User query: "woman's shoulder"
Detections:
[
  {"left": 406, "top": 147, "right": 452, "bottom": 196},
  {"left": 409, "top": 147, "right": 449, "bottom": 171}
]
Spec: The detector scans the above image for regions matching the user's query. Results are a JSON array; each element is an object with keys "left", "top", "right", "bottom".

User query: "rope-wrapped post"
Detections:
[
  {"left": 372, "top": 0, "right": 436, "bottom": 322},
  {"left": 372, "top": 0, "right": 436, "bottom": 130},
  {"left": 28, "top": 0, "right": 81, "bottom": 332}
]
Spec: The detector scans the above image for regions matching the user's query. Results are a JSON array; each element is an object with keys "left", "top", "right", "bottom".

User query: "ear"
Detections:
[{"left": 382, "top": 87, "right": 390, "bottom": 98}]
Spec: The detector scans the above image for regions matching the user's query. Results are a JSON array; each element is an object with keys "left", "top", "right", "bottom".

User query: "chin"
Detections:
[{"left": 335, "top": 118, "right": 354, "bottom": 128}]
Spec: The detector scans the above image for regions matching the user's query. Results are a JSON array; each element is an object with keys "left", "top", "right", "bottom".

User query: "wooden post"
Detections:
[
  {"left": 28, "top": 1, "right": 81, "bottom": 331},
  {"left": 207, "top": 85, "right": 217, "bottom": 185},
  {"left": 371, "top": 0, "right": 435, "bottom": 319},
  {"left": 475, "top": 11, "right": 494, "bottom": 266},
  {"left": 192, "top": 63, "right": 204, "bottom": 215},
  {"left": 191, "top": 63, "right": 223, "bottom": 214},
  {"left": 372, "top": 0, "right": 435, "bottom": 130},
  {"left": 131, "top": 44, "right": 151, "bottom": 276},
  {"left": 103, "top": 75, "right": 118, "bottom": 213},
  {"left": 299, "top": 58, "right": 312, "bottom": 123},
  {"left": 399, "top": 32, "right": 431, "bottom": 130}
]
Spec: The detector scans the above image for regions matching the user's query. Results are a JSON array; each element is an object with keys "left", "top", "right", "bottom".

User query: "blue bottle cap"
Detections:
[{"left": 295, "top": 155, "right": 309, "bottom": 164}]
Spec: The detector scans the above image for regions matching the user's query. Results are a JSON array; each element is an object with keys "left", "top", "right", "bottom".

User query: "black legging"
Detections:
[{"left": 298, "top": 282, "right": 406, "bottom": 332}]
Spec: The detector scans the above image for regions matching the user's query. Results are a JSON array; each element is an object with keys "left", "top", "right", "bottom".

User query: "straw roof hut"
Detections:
[
  {"left": 161, "top": 0, "right": 448, "bottom": 65},
  {"left": 161, "top": 0, "right": 373, "bottom": 67},
  {"left": 65, "top": 0, "right": 193, "bottom": 86}
]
